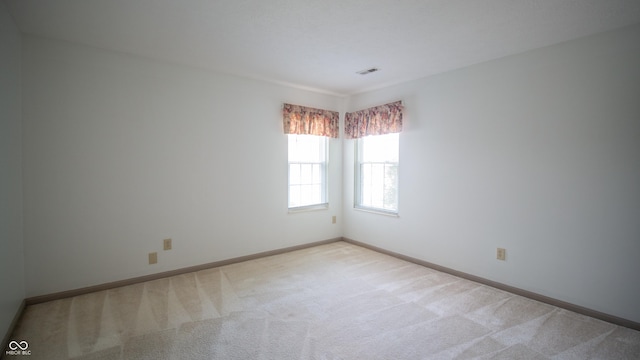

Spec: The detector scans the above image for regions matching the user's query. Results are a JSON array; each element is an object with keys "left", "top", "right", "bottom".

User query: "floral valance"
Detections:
[
  {"left": 345, "top": 101, "right": 403, "bottom": 139},
  {"left": 283, "top": 103, "right": 339, "bottom": 138}
]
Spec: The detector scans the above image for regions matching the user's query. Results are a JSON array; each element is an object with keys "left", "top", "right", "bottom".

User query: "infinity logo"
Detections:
[{"left": 8, "top": 340, "right": 29, "bottom": 351}]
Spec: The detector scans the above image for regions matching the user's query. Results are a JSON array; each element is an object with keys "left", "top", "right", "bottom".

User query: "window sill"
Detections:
[
  {"left": 288, "top": 203, "right": 329, "bottom": 214},
  {"left": 354, "top": 206, "right": 399, "bottom": 217}
]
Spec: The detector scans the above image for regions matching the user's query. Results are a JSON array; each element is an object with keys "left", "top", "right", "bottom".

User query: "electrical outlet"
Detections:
[
  {"left": 149, "top": 252, "right": 158, "bottom": 264},
  {"left": 163, "top": 238, "right": 172, "bottom": 250},
  {"left": 332, "top": 216, "right": 337, "bottom": 224},
  {"left": 496, "top": 248, "right": 506, "bottom": 261}
]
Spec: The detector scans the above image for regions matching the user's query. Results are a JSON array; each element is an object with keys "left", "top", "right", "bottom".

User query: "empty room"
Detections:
[{"left": 2, "top": 0, "right": 640, "bottom": 359}]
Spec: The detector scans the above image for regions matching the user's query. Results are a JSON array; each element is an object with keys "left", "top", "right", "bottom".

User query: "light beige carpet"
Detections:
[{"left": 10, "top": 241, "right": 640, "bottom": 359}]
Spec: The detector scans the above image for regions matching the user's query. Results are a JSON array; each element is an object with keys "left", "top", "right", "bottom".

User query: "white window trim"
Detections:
[
  {"left": 288, "top": 203, "right": 329, "bottom": 213},
  {"left": 354, "top": 205, "right": 399, "bottom": 217}
]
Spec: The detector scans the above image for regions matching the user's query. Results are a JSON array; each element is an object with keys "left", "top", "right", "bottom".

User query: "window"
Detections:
[
  {"left": 288, "top": 134, "right": 328, "bottom": 209},
  {"left": 355, "top": 133, "right": 399, "bottom": 214}
]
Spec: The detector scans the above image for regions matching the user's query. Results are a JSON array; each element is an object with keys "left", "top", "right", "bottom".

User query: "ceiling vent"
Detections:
[{"left": 356, "top": 68, "right": 379, "bottom": 75}]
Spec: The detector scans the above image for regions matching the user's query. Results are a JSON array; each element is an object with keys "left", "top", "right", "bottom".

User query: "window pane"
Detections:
[
  {"left": 356, "top": 133, "right": 399, "bottom": 212},
  {"left": 312, "top": 164, "right": 321, "bottom": 184},
  {"left": 374, "top": 164, "right": 385, "bottom": 208},
  {"left": 361, "top": 163, "right": 371, "bottom": 206},
  {"left": 288, "top": 134, "right": 328, "bottom": 208},
  {"left": 384, "top": 164, "right": 398, "bottom": 211},
  {"left": 300, "top": 184, "right": 313, "bottom": 205},
  {"left": 300, "top": 137, "right": 311, "bottom": 161},
  {"left": 289, "top": 185, "right": 301, "bottom": 208},
  {"left": 311, "top": 184, "right": 321, "bottom": 204},
  {"left": 289, "top": 134, "right": 326, "bottom": 162},
  {"left": 289, "top": 164, "right": 301, "bottom": 185},
  {"left": 362, "top": 133, "right": 399, "bottom": 162},
  {"left": 300, "top": 164, "right": 312, "bottom": 184},
  {"left": 288, "top": 135, "right": 299, "bottom": 162}
]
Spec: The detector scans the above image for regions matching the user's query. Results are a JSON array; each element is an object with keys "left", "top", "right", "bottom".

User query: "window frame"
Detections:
[
  {"left": 287, "top": 134, "right": 329, "bottom": 212},
  {"left": 354, "top": 133, "right": 400, "bottom": 216}
]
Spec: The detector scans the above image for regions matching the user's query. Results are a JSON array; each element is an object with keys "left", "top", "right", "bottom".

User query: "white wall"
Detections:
[
  {"left": 22, "top": 36, "right": 344, "bottom": 297},
  {"left": 344, "top": 24, "right": 640, "bottom": 323},
  {"left": 18, "top": 18, "right": 640, "bottom": 325},
  {"left": 0, "top": 0, "right": 25, "bottom": 339}
]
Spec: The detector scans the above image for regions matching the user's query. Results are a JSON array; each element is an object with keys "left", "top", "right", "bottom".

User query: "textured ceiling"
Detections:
[{"left": 4, "top": 0, "right": 640, "bottom": 95}]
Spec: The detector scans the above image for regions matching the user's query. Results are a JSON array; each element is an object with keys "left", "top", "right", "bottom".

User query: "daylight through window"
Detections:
[
  {"left": 356, "top": 133, "right": 399, "bottom": 213},
  {"left": 288, "top": 134, "right": 328, "bottom": 209}
]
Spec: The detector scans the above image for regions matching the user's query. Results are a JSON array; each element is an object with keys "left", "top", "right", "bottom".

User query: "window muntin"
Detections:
[
  {"left": 356, "top": 133, "right": 399, "bottom": 214},
  {"left": 288, "top": 134, "right": 328, "bottom": 209}
]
